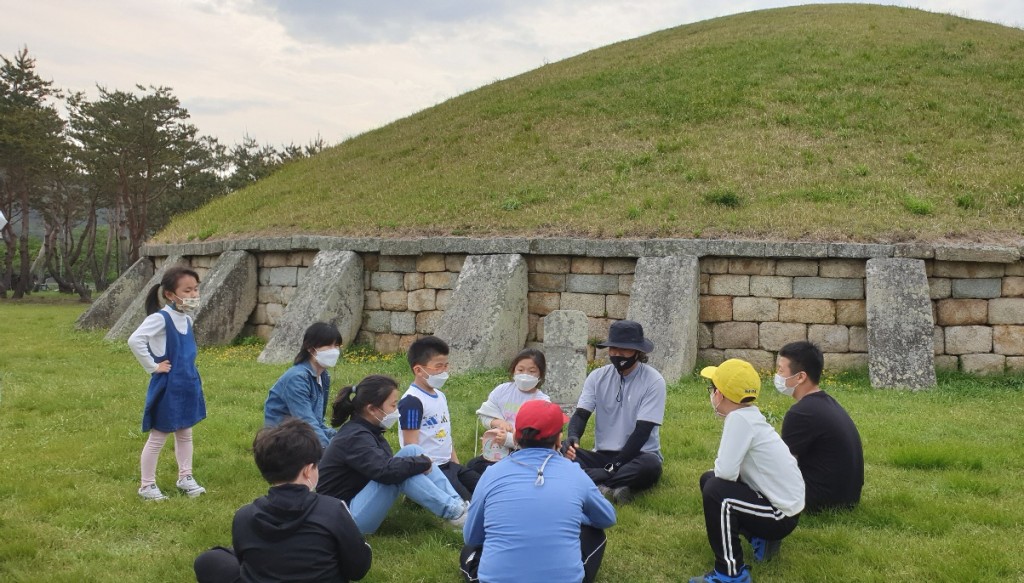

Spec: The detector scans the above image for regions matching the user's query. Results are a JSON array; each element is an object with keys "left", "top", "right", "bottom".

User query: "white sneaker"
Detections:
[
  {"left": 176, "top": 475, "right": 206, "bottom": 497},
  {"left": 138, "top": 484, "right": 169, "bottom": 501},
  {"left": 448, "top": 500, "right": 469, "bottom": 529}
]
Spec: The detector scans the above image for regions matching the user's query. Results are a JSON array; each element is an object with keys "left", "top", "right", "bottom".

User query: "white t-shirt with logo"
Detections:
[
  {"left": 482, "top": 381, "right": 551, "bottom": 427},
  {"left": 398, "top": 384, "right": 453, "bottom": 464}
]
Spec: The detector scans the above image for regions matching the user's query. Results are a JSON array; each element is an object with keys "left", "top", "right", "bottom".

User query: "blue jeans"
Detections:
[{"left": 349, "top": 444, "right": 464, "bottom": 534}]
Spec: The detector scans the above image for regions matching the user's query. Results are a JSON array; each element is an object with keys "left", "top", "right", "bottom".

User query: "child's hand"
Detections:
[
  {"left": 493, "top": 428, "right": 507, "bottom": 444},
  {"left": 155, "top": 361, "right": 172, "bottom": 373}
]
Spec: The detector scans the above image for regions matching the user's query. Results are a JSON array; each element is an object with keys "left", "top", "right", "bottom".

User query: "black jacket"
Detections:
[
  {"left": 317, "top": 416, "right": 432, "bottom": 504},
  {"left": 232, "top": 483, "right": 371, "bottom": 583}
]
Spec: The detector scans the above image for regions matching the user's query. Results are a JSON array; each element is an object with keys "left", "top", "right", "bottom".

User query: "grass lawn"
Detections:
[
  {"left": 158, "top": 5, "right": 1024, "bottom": 245},
  {"left": 1, "top": 300, "right": 1023, "bottom": 582}
]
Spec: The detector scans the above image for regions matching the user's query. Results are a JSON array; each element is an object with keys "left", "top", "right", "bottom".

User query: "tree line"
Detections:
[{"left": 0, "top": 47, "right": 325, "bottom": 300}]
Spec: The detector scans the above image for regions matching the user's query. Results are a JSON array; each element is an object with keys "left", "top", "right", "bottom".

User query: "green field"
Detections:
[
  {"left": 2, "top": 300, "right": 1023, "bottom": 581},
  {"left": 158, "top": 4, "right": 1024, "bottom": 245}
]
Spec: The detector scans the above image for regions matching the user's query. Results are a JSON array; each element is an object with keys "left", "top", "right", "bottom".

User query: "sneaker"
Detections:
[
  {"left": 598, "top": 485, "right": 613, "bottom": 499},
  {"left": 138, "top": 484, "right": 169, "bottom": 501},
  {"left": 176, "top": 475, "right": 206, "bottom": 497},
  {"left": 689, "top": 566, "right": 752, "bottom": 583},
  {"left": 611, "top": 486, "right": 634, "bottom": 504},
  {"left": 750, "top": 536, "right": 781, "bottom": 562},
  {"left": 448, "top": 500, "right": 469, "bottom": 529}
]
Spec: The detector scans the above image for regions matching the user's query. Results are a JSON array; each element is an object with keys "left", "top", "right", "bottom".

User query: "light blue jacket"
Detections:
[
  {"left": 464, "top": 448, "right": 616, "bottom": 583},
  {"left": 264, "top": 361, "right": 336, "bottom": 448}
]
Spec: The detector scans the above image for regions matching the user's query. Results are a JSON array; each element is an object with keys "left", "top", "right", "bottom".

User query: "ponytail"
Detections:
[
  {"left": 330, "top": 375, "right": 399, "bottom": 427},
  {"left": 145, "top": 266, "right": 201, "bottom": 315},
  {"left": 144, "top": 284, "right": 163, "bottom": 315},
  {"left": 331, "top": 386, "right": 358, "bottom": 427}
]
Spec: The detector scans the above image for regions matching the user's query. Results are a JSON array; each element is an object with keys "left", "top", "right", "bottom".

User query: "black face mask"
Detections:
[{"left": 609, "top": 354, "right": 639, "bottom": 374}]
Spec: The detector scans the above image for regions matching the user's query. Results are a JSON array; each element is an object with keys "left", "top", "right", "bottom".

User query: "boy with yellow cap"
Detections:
[{"left": 689, "top": 359, "right": 805, "bottom": 583}]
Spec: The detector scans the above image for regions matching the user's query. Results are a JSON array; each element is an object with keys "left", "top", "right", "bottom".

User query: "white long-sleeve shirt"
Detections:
[
  {"left": 128, "top": 306, "right": 193, "bottom": 373},
  {"left": 715, "top": 406, "right": 805, "bottom": 517}
]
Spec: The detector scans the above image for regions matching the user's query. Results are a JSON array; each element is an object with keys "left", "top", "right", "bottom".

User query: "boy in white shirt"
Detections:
[
  {"left": 690, "top": 359, "right": 805, "bottom": 583},
  {"left": 398, "top": 336, "right": 480, "bottom": 499}
]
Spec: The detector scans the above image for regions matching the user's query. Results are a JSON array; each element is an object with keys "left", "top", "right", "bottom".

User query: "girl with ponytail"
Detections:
[
  {"left": 128, "top": 265, "right": 207, "bottom": 501},
  {"left": 317, "top": 375, "right": 469, "bottom": 534}
]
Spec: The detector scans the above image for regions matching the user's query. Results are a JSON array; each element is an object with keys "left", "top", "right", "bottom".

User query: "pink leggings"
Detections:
[{"left": 140, "top": 428, "right": 194, "bottom": 487}]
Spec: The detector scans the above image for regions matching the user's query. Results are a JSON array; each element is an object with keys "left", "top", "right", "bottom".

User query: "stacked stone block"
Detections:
[
  {"left": 138, "top": 242, "right": 1023, "bottom": 372},
  {"left": 930, "top": 260, "right": 1024, "bottom": 374},
  {"left": 697, "top": 257, "right": 869, "bottom": 371}
]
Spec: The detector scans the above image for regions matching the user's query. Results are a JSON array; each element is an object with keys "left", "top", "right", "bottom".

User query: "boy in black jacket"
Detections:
[{"left": 194, "top": 418, "right": 371, "bottom": 583}]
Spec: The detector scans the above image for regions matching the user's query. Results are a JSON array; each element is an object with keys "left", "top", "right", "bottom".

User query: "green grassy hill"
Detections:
[{"left": 159, "top": 4, "right": 1024, "bottom": 244}]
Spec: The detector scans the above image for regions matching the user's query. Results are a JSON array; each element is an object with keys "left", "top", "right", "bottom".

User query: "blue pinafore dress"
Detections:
[{"left": 142, "top": 311, "right": 207, "bottom": 433}]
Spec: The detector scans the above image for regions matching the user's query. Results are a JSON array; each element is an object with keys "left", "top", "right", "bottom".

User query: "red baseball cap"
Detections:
[{"left": 514, "top": 400, "right": 569, "bottom": 442}]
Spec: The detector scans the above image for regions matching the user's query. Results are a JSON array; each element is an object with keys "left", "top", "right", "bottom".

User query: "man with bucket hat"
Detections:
[
  {"left": 461, "top": 399, "right": 616, "bottom": 583},
  {"left": 563, "top": 320, "right": 666, "bottom": 503},
  {"left": 690, "top": 359, "right": 804, "bottom": 583}
]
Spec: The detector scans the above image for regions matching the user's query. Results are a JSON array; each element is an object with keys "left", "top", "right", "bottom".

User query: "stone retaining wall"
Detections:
[{"left": 147, "top": 237, "right": 1024, "bottom": 374}]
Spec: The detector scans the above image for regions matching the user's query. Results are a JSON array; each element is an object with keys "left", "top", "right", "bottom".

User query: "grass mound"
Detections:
[{"left": 159, "top": 4, "right": 1024, "bottom": 244}]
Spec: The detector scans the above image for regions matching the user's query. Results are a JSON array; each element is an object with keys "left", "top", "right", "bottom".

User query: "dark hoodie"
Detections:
[{"left": 232, "top": 483, "right": 371, "bottom": 583}]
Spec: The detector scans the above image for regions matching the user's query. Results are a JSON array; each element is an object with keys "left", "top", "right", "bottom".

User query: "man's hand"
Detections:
[{"left": 561, "top": 436, "right": 580, "bottom": 460}]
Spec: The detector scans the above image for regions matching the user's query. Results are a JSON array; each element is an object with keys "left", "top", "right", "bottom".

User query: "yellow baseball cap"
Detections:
[{"left": 700, "top": 359, "right": 761, "bottom": 403}]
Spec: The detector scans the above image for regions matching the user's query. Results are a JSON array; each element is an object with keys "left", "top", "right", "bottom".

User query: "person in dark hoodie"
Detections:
[
  {"left": 193, "top": 418, "right": 371, "bottom": 583},
  {"left": 317, "top": 374, "right": 469, "bottom": 534}
]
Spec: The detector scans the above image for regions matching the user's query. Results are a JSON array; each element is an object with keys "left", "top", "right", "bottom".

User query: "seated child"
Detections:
[
  {"left": 466, "top": 348, "right": 550, "bottom": 474},
  {"left": 193, "top": 418, "right": 370, "bottom": 583},
  {"left": 316, "top": 375, "right": 469, "bottom": 533},
  {"left": 689, "top": 359, "right": 805, "bottom": 583},
  {"left": 397, "top": 336, "right": 480, "bottom": 499}
]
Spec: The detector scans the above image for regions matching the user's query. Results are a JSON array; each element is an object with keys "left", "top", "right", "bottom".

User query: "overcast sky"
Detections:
[{"left": 2, "top": 0, "right": 1019, "bottom": 148}]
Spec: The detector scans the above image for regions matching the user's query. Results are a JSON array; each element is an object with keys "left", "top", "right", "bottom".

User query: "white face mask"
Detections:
[
  {"left": 513, "top": 374, "right": 540, "bottom": 392},
  {"left": 710, "top": 391, "right": 726, "bottom": 419},
  {"left": 314, "top": 347, "right": 341, "bottom": 368},
  {"left": 377, "top": 409, "right": 400, "bottom": 430},
  {"left": 774, "top": 373, "right": 798, "bottom": 397},
  {"left": 424, "top": 370, "right": 449, "bottom": 389}
]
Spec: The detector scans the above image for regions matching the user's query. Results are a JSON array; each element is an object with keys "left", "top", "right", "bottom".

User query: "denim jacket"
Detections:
[{"left": 264, "top": 361, "right": 336, "bottom": 448}]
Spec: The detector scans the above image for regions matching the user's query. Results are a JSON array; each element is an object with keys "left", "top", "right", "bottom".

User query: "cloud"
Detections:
[{"left": 2, "top": 0, "right": 1021, "bottom": 149}]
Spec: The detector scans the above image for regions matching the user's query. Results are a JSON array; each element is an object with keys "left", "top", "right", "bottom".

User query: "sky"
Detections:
[{"left": 1, "top": 0, "right": 1019, "bottom": 148}]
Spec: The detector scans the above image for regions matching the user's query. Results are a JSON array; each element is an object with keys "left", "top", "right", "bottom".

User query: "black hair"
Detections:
[
  {"left": 252, "top": 418, "right": 322, "bottom": 483},
  {"left": 144, "top": 266, "right": 200, "bottom": 315},
  {"left": 407, "top": 335, "right": 449, "bottom": 369},
  {"left": 508, "top": 348, "right": 547, "bottom": 386},
  {"left": 294, "top": 322, "right": 344, "bottom": 365},
  {"left": 516, "top": 427, "right": 560, "bottom": 450},
  {"left": 778, "top": 341, "right": 824, "bottom": 385},
  {"left": 331, "top": 375, "right": 399, "bottom": 427}
]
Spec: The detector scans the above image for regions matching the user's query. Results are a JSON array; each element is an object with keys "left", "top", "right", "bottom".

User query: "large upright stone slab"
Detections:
[
  {"left": 626, "top": 255, "right": 700, "bottom": 381},
  {"left": 866, "top": 258, "right": 936, "bottom": 389},
  {"left": 192, "top": 250, "right": 258, "bottom": 345},
  {"left": 436, "top": 254, "right": 527, "bottom": 373},
  {"left": 76, "top": 257, "right": 154, "bottom": 330},
  {"left": 105, "top": 255, "right": 187, "bottom": 341},
  {"left": 542, "top": 310, "right": 589, "bottom": 406},
  {"left": 258, "top": 251, "right": 365, "bottom": 364}
]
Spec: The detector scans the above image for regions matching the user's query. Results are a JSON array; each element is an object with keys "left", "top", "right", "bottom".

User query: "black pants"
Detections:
[
  {"left": 459, "top": 525, "right": 607, "bottom": 583},
  {"left": 465, "top": 455, "right": 497, "bottom": 476},
  {"left": 575, "top": 449, "right": 662, "bottom": 490},
  {"left": 440, "top": 461, "right": 481, "bottom": 500},
  {"left": 699, "top": 471, "right": 800, "bottom": 577},
  {"left": 194, "top": 547, "right": 241, "bottom": 583}
]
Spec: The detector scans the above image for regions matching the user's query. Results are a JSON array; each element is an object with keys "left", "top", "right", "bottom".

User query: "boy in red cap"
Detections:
[
  {"left": 461, "top": 400, "right": 616, "bottom": 583},
  {"left": 690, "top": 359, "right": 804, "bottom": 583}
]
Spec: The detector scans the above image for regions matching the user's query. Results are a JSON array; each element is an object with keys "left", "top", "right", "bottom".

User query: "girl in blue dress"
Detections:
[{"left": 128, "top": 266, "right": 207, "bottom": 501}]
